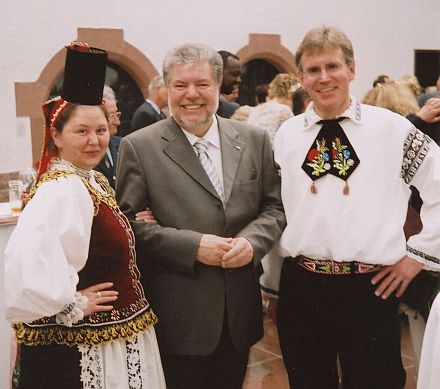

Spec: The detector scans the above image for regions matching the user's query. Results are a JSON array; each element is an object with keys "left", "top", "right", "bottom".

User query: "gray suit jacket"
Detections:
[
  {"left": 116, "top": 116, "right": 285, "bottom": 355},
  {"left": 129, "top": 100, "right": 165, "bottom": 134}
]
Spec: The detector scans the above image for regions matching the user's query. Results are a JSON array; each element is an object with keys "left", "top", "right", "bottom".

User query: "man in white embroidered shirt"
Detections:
[{"left": 270, "top": 26, "right": 440, "bottom": 389}]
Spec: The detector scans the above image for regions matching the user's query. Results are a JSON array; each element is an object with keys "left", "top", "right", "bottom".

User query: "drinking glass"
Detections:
[
  {"left": 8, "top": 180, "right": 23, "bottom": 213},
  {"left": 19, "top": 168, "right": 37, "bottom": 192}
]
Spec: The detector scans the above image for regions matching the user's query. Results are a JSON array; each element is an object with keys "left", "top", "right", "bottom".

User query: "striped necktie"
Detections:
[{"left": 194, "top": 139, "right": 225, "bottom": 202}]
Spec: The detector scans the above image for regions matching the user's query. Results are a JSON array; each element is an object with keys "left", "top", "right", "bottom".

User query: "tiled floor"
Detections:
[{"left": 243, "top": 317, "right": 417, "bottom": 389}]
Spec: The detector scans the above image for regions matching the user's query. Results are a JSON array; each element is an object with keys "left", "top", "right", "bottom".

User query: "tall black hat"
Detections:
[
  {"left": 61, "top": 42, "right": 108, "bottom": 105},
  {"left": 36, "top": 42, "right": 108, "bottom": 181}
]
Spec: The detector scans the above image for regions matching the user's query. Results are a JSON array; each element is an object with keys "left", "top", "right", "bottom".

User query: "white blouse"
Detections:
[
  {"left": 4, "top": 160, "right": 166, "bottom": 389},
  {"left": 5, "top": 171, "right": 93, "bottom": 323}
]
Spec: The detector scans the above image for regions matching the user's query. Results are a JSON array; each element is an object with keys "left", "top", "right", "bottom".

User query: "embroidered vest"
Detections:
[{"left": 14, "top": 170, "right": 157, "bottom": 347}]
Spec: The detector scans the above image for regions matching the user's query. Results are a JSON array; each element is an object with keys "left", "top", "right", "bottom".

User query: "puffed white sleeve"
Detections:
[
  {"left": 406, "top": 137, "right": 440, "bottom": 271},
  {"left": 4, "top": 175, "right": 94, "bottom": 323}
]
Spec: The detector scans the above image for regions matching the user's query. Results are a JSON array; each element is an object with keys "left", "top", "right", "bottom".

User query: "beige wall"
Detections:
[{"left": 1, "top": 0, "right": 439, "bottom": 172}]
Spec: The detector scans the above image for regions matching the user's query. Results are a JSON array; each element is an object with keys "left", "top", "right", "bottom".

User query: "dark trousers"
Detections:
[
  {"left": 277, "top": 259, "right": 406, "bottom": 389},
  {"left": 161, "top": 315, "right": 250, "bottom": 389},
  {"left": 18, "top": 343, "right": 81, "bottom": 389}
]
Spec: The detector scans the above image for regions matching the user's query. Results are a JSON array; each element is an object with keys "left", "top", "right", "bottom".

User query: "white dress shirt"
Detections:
[
  {"left": 181, "top": 116, "right": 224, "bottom": 191},
  {"left": 146, "top": 98, "right": 162, "bottom": 116}
]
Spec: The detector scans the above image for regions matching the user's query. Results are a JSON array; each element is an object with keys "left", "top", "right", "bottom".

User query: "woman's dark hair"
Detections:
[{"left": 46, "top": 101, "right": 108, "bottom": 151}]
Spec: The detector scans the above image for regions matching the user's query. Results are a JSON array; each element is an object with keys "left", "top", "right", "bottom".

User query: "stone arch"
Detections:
[
  {"left": 15, "top": 28, "right": 158, "bottom": 163},
  {"left": 236, "top": 33, "right": 297, "bottom": 74}
]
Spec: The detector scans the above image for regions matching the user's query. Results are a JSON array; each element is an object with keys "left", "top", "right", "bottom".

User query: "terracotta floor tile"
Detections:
[{"left": 244, "top": 318, "right": 417, "bottom": 389}]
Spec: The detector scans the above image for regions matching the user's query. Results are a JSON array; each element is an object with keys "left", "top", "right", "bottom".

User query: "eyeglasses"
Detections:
[
  {"left": 108, "top": 111, "right": 121, "bottom": 119},
  {"left": 301, "top": 62, "right": 346, "bottom": 79}
]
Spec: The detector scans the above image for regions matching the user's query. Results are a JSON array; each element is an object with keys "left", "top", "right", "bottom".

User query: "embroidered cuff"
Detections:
[
  {"left": 406, "top": 244, "right": 440, "bottom": 270},
  {"left": 401, "top": 127, "right": 431, "bottom": 184},
  {"left": 55, "top": 292, "right": 88, "bottom": 327}
]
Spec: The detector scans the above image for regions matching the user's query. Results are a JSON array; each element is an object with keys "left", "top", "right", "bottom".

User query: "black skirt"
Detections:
[{"left": 16, "top": 343, "right": 82, "bottom": 389}]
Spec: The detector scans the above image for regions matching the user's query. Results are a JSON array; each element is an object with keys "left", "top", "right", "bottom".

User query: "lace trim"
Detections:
[
  {"left": 55, "top": 292, "right": 88, "bottom": 327},
  {"left": 401, "top": 127, "right": 431, "bottom": 184},
  {"left": 85, "top": 171, "right": 118, "bottom": 215},
  {"left": 79, "top": 343, "right": 104, "bottom": 389},
  {"left": 78, "top": 336, "right": 147, "bottom": 389},
  {"left": 14, "top": 307, "right": 158, "bottom": 347},
  {"left": 126, "top": 336, "right": 144, "bottom": 389},
  {"left": 27, "top": 161, "right": 118, "bottom": 216},
  {"left": 407, "top": 244, "right": 440, "bottom": 265}
]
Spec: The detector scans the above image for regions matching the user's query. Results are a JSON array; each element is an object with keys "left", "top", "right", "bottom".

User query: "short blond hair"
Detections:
[{"left": 295, "top": 26, "right": 354, "bottom": 71}]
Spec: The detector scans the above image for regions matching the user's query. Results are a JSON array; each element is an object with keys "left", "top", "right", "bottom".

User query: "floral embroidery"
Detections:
[
  {"left": 306, "top": 136, "right": 356, "bottom": 178},
  {"left": 302, "top": 119, "right": 360, "bottom": 195},
  {"left": 332, "top": 138, "right": 355, "bottom": 176},
  {"left": 306, "top": 138, "right": 330, "bottom": 177}
]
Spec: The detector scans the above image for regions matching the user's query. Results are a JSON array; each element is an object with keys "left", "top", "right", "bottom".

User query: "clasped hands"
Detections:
[
  {"left": 134, "top": 208, "right": 253, "bottom": 268},
  {"left": 197, "top": 234, "right": 254, "bottom": 268}
]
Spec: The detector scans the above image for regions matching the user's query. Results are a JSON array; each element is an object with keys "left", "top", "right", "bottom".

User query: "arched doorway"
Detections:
[
  {"left": 238, "top": 59, "right": 279, "bottom": 106},
  {"left": 236, "top": 33, "right": 297, "bottom": 107}
]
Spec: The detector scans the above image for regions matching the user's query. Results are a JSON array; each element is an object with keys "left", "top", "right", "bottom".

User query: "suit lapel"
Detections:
[
  {"left": 218, "top": 117, "right": 244, "bottom": 203},
  {"left": 162, "top": 120, "right": 221, "bottom": 200}
]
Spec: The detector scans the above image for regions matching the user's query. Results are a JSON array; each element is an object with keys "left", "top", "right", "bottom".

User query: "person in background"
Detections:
[
  {"left": 222, "top": 85, "right": 239, "bottom": 102},
  {"left": 247, "top": 73, "right": 299, "bottom": 143},
  {"left": 418, "top": 75, "right": 440, "bottom": 107},
  {"left": 217, "top": 50, "right": 241, "bottom": 118},
  {"left": 272, "top": 26, "right": 440, "bottom": 389},
  {"left": 255, "top": 83, "right": 269, "bottom": 105},
  {"left": 362, "top": 80, "right": 420, "bottom": 117},
  {"left": 291, "top": 86, "right": 311, "bottom": 115},
  {"left": 94, "top": 85, "right": 121, "bottom": 189},
  {"left": 407, "top": 96, "right": 440, "bottom": 140},
  {"left": 362, "top": 80, "right": 440, "bottom": 137},
  {"left": 373, "top": 74, "right": 391, "bottom": 87},
  {"left": 398, "top": 74, "right": 423, "bottom": 98},
  {"left": 116, "top": 43, "right": 285, "bottom": 389},
  {"left": 230, "top": 105, "right": 254, "bottom": 122},
  {"left": 4, "top": 42, "right": 165, "bottom": 389},
  {"left": 128, "top": 75, "right": 168, "bottom": 134}
]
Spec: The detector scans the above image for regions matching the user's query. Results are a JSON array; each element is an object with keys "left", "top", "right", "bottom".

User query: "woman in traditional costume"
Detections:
[{"left": 4, "top": 42, "right": 166, "bottom": 389}]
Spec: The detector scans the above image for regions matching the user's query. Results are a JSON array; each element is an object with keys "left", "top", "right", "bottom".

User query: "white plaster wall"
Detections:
[{"left": 1, "top": 0, "right": 439, "bottom": 173}]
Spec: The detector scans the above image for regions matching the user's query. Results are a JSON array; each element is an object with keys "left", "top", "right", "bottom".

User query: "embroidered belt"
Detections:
[{"left": 293, "top": 255, "right": 383, "bottom": 275}]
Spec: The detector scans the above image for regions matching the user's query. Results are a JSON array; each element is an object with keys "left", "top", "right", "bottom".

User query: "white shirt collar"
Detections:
[
  {"left": 181, "top": 116, "right": 221, "bottom": 149},
  {"left": 304, "top": 95, "right": 363, "bottom": 129},
  {"left": 146, "top": 99, "right": 161, "bottom": 115}
]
